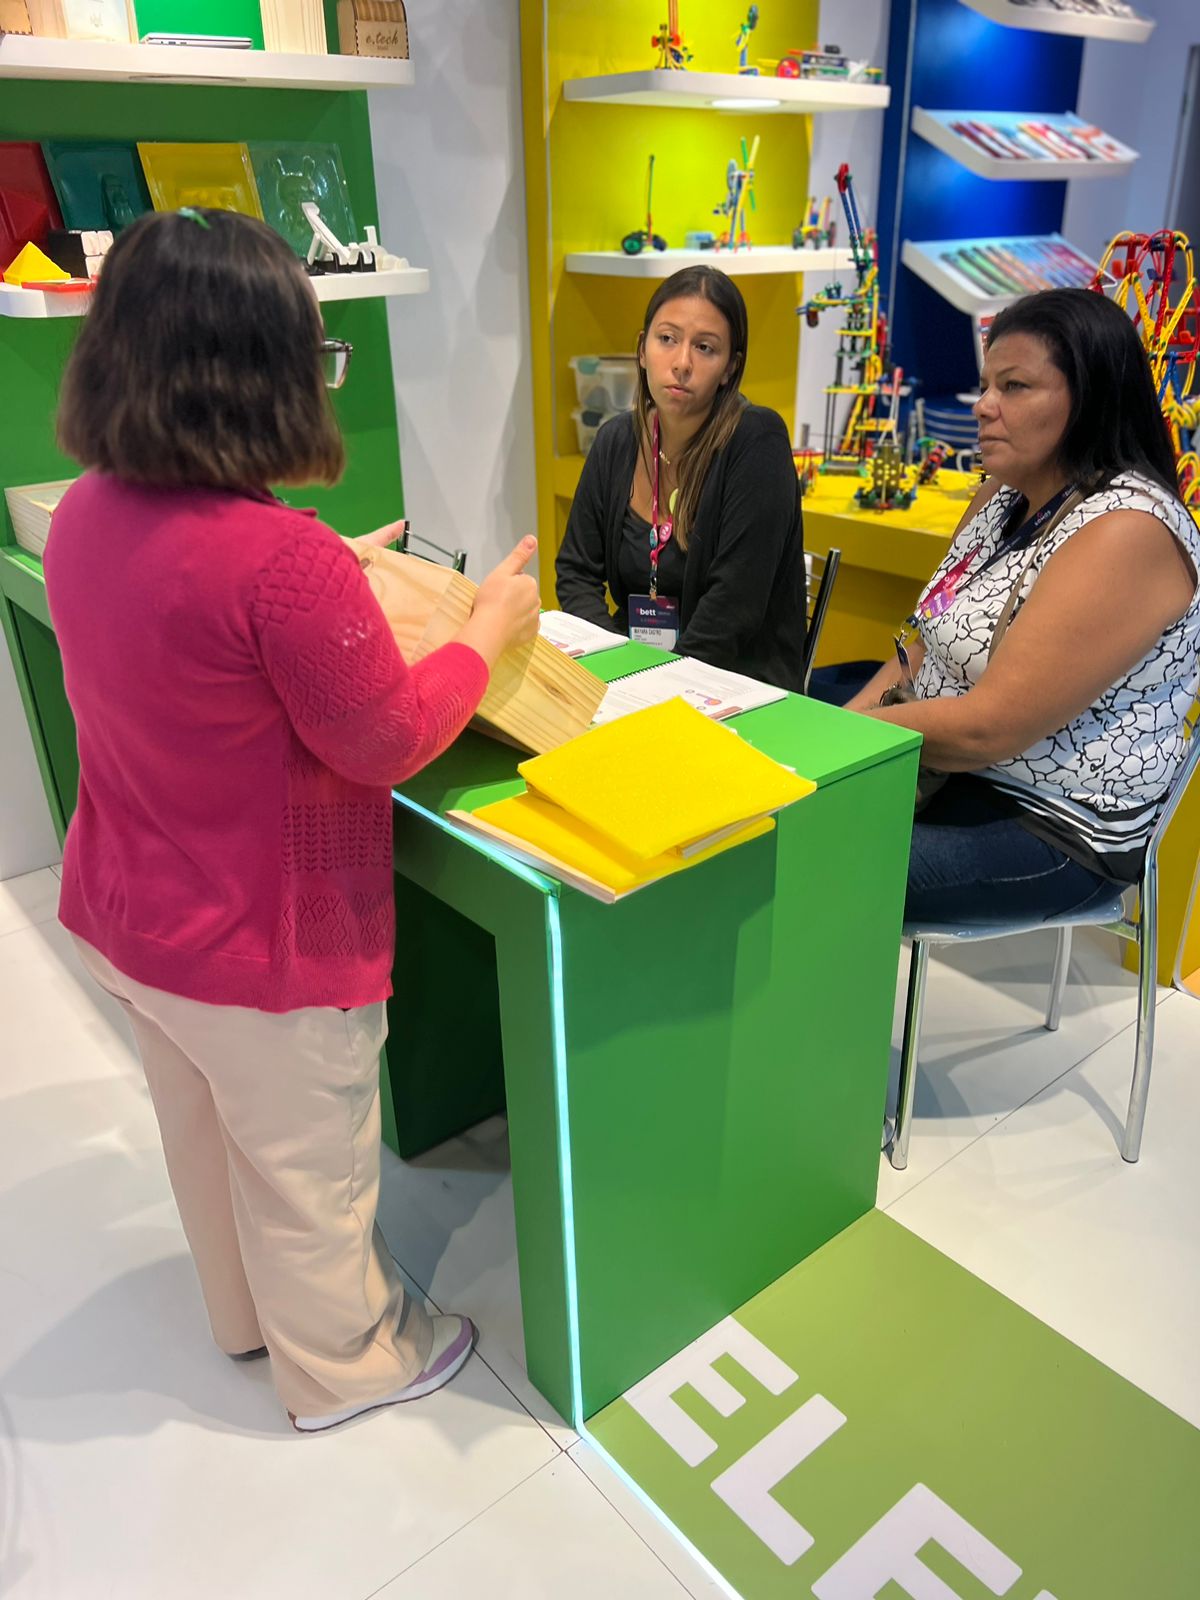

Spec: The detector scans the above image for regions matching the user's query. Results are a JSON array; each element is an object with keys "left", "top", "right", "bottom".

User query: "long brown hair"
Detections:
[
  {"left": 634, "top": 266, "right": 748, "bottom": 550},
  {"left": 58, "top": 208, "right": 344, "bottom": 491}
]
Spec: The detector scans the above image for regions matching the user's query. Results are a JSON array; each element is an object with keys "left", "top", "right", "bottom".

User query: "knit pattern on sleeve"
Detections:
[{"left": 249, "top": 527, "right": 489, "bottom": 788}]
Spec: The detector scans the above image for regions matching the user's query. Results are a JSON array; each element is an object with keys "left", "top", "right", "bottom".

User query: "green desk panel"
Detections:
[{"left": 391, "top": 677, "right": 920, "bottom": 1420}]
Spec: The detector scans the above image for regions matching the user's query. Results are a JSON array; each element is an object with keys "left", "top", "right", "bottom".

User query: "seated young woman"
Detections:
[
  {"left": 555, "top": 265, "right": 808, "bottom": 692},
  {"left": 846, "top": 288, "right": 1200, "bottom": 924}
]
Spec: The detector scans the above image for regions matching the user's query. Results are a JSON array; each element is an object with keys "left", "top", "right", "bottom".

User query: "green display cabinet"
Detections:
[{"left": 385, "top": 643, "right": 920, "bottom": 1423}]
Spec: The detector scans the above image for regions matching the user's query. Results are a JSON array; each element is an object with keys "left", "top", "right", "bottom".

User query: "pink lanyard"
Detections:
[{"left": 649, "top": 412, "right": 674, "bottom": 599}]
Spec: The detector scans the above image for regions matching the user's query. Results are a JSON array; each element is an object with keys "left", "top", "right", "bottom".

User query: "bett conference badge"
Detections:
[{"left": 628, "top": 594, "right": 680, "bottom": 649}]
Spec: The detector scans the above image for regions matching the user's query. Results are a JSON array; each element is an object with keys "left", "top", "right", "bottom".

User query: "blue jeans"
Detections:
[{"left": 906, "top": 776, "right": 1115, "bottom": 925}]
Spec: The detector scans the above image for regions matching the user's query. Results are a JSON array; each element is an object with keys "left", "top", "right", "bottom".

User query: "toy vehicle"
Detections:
[
  {"left": 773, "top": 45, "right": 881, "bottom": 82},
  {"left": 621, "top": 155, "right": 668, "bottom": 255}
]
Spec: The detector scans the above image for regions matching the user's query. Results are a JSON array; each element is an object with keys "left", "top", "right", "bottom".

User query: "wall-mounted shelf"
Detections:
[
  {"left": 912, "top": 107, "right": 1137, "bottom": 180},
  {"left": 0, "top": 35, "right": 416, "bottom": 91},
  {"left": 902, "top": 233, "right": 1103, "bottom": 314},
  {"left": 562, "top": 69, "right": 889, "bottom": 113},
  {"left": 956, "top": 0, "right": 1154, "bottom": 43},
  {"left": 0, "top": 267, "right": 429, "bottom": 319},
  {"left": 565, "top": 246, "right": 853, "bottom": 278}
]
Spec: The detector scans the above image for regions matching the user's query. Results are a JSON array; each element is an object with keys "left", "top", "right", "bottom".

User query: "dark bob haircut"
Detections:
[
  {"left": 986, "top": 287, "right": 1182, "bottom": 502},
  {"left": 58, "top": 208, "right": 344, "bottom": 490}
]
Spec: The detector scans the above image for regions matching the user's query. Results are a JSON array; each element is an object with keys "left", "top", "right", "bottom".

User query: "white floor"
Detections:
[{"left": 1, "top": 865, "right": 1196, "bottom": 1598}]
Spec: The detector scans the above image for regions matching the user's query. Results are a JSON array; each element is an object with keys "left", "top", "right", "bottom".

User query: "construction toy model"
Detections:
[
  {"left": 652, "top": 1, "right": 692, "bottom": 69},
  {"left": 713, "top": 136, "right": 759, "bottom": 252},
  {"left": 621, "top": 155, "right": 668, "bottom": 256},
  {"left": 735, "top": 5, "right": 759, "bottom": 74},
  {"left": 1091, "top": 229, "right": 1200, "bottom": 512},
  {"left": 854, "top": 438, "right": 916, "bottom": 511},
  {"left": 793, "top": 194, "right": 834, "bottom": 250},
  {"left": 798, "top": 164, "right": 899, "bottom": 474}
]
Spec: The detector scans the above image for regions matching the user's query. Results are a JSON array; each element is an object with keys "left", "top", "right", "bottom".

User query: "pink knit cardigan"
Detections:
[{"left": 44, "top": 476, "right": 488, "bottom": 1012}]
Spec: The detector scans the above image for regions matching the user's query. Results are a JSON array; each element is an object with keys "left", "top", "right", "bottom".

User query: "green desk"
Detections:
[
  {"left": 384, "top": 642, "right": 919, "bottom": 1421},
  {"left": 0, "top": 548, "right": 920, "bottom": 1423}
]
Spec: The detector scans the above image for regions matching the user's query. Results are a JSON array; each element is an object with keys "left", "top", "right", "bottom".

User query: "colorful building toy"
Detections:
[
  {"left": 771, "top": 45, "right": 881, "bottom": 82},
  {"left": 793, "top": 194, "right": 835, "bottom": 250},
  {"left": 735, "top": 6, "right": 759, "bottom": 74},
  {"left": 854, "top": 439, "right": 916, "bottom": 511},
  {"left": 621, "top": 155, "right": 668, "bottom": 256},
  {"left": 1091, "top": 230, "right": 1200, "bottom": 512},
  {"left": 798, "top": 164, "right": 899, "bottom": 475},
  {"left": 652, "top": 1, "right": 692, "bottom": 70},
  {"left": 713, "top": 136, "right": 759, "bottom": 252}
]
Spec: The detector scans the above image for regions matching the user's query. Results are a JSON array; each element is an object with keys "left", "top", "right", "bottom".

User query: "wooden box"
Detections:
[
  {"left": 0, "top": 1, "right": 33, "bottom": 37},
  {"left": 25, "top": 0, "right": 137, "bottom": 39},
  {"left": 337, "top": 0, "right": 408, "bottom": 60},
  {"left": 260, "top": 0, "right": 326, "bottom": 54},
  {"left": 359, "top": 546, "right": 605, "bottom": 756}
]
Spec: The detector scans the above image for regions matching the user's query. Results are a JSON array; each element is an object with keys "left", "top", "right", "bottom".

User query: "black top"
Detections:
[
  {"left": 617, "top": 504, "right": 686, "bottom": 599},
  {"left": 555, "top": 404, "right": 808, "bottom": 692}
]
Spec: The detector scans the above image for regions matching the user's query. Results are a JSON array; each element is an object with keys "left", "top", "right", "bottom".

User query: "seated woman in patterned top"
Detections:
[{"left": 846, "top": 288, "right": 1199, "bottom": 922}]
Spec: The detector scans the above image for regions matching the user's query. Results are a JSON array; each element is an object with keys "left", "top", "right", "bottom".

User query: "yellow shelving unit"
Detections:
[{"left": 520, "top": 0, "right": 835, "bottom": 604}]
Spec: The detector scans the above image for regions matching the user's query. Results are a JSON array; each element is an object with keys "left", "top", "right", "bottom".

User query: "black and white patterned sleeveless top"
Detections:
[{"left": 913, "top": 472, "right": 1200, "bottom": 881}]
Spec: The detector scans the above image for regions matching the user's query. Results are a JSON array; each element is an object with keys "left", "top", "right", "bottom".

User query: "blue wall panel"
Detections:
[{"left": 877, "top": 0, "right": 1084, "bottom": 400}]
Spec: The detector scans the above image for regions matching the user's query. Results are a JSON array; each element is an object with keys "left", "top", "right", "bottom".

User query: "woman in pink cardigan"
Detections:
[{"left": 44, "top": 208, "right": 539, "bottom": 1432}]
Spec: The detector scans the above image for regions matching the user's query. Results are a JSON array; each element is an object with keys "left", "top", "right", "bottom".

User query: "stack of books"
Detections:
[
  {"left": 4, "top": 480, "right": 73, "bottom": 558},
  {"left": 451, "top": 697, "right": 815, "bottom": 902}
]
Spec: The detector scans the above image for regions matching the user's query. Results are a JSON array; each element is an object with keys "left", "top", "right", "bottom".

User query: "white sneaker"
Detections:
[{"left": 289, "top": 1314, "right": 477, "bottom": 1433}]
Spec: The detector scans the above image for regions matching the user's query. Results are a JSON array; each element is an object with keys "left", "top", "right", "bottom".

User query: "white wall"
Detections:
[
  {"left": 794, "top": 0, "right": 892, "bottom": 446},
  {"left": 368, "top": 0, "right": 538, "bottom": 581},
  {"left": 1063, "top": 0, "right": 1200, "bottom": 257}
]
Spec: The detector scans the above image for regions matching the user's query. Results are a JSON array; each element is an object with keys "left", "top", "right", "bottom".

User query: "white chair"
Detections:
[{"left": 887, "top": 725, "right": 1200, "bottom": 1169}]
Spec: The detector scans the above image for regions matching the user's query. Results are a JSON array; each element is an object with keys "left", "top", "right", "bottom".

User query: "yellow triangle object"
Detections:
[
  {"left": 465, "top": 791, "right": 776, "bottom": 899},
  {"left": 3, "top": 242, "right": 70, "bottom": 286},
  {"left": 517, "top": 697, "right": 815, "bottom": 861}
]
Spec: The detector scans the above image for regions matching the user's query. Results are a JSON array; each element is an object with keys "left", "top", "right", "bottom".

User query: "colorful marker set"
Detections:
[
  {"left": 938, "top": 237, "right": 1097, "bottom": 298},
  {"left": 947, "top": 117, "right": 1128, "bottom": 164}
]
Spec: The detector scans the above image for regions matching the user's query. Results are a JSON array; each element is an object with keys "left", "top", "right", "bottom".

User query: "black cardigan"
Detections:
[{"left": 555, "top": 405, "right": 807, "bottom": 692}]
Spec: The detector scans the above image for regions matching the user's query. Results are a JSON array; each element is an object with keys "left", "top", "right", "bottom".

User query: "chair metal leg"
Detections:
[
  {"left": 1122, "top": 866, "right": 1159, "bottom": 1163},
  {"left": 1045, "top": 925, "right": 1072, "bottom": 1032},
  {"left": 890, "top": 940, "right": 930, "bottom": 1171}
]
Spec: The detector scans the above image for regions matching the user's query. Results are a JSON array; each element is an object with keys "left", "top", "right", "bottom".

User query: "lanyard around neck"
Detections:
[{"left": 649, "top": 411, "right": 674, "bottom": 598}]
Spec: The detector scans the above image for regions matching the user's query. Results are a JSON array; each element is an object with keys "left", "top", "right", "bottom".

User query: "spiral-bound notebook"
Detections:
[{"left": 594, "top": 657, "right": 788, "bottom": 725}]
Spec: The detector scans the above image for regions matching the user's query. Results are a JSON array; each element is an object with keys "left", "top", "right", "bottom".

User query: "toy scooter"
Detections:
[{"left": 621, "top": 155, "right": 668, "bottom": 256}]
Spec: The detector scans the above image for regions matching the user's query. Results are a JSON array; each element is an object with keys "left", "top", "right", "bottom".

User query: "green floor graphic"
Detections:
[{"left": 589, "top": 1210, "right": 1199, "bottom": 1599}]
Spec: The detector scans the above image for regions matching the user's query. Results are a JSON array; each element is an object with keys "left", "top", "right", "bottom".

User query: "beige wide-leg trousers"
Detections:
[{"left": 73, "top": 936, "right": 434, "bottom": 1421}]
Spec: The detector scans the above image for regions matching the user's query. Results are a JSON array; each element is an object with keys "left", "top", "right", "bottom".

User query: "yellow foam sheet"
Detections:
[
  {"left": 517, "top": 697, "right": 815, "bottom": 860},
  {"left": 472, "top": 790, "right": 776, "bottom": 897}
]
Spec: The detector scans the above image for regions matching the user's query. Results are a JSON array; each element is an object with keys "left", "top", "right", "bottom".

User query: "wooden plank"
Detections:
[
  {"left": 258, "top": 0, "right": 326, "bottom": 54},
  {"left": 359, "top": 546, "right": 605, "bottom": 754}
]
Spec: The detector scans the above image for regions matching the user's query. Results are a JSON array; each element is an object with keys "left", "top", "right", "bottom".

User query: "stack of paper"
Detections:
[
  {"left": 593, "top": 657, "right": 787, "bottom": 725},
  {"left": 449, "top": 698, "right": 814, "bottom": 902},
  {"left": 538, "top": 610, "right": 626, "bottom": 659},
  {"left": 4, "top": 480, "right": 73, "bottom": 558}
]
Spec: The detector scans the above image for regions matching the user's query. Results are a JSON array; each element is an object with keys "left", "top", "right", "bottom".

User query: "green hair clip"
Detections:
[{"left": 178, "top": 207, "right": 212, "bottom": 230}]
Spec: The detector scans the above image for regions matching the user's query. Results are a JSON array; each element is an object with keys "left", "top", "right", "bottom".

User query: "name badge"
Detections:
[{"left": 628, "top": 594, "right": 679, "bottom": 649}]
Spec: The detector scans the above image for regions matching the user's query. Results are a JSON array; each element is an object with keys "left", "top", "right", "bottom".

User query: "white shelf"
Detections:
[
  {"left": 312, "top": 267, "right": 429, "bottom": 300},
  {"left": 564, "top": 246, "right": 854, "bottom": 279},
  {"left": 562, "top": 69, "right": 889, "bottom": 113},
  {"left": 912, "top": 107, "right": 1137, "bottom": 180},
  {"left": 0, "top": 267, "right": 428, "bottom": 319},
  {"left": 901, "top": 234, "right": 1102, "bottom": 314},
  {"left": 956, "top": 0, "right": 1154, "bottom": 43},
  {"left": 0, "top": 282, "right": 92, "bottom": 319},
  {"left": 0, "top": 34, "right": 415, "bottom": 90}
]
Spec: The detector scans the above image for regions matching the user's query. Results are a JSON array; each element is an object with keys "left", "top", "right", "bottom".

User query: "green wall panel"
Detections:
[
  {"left": 132, "top": 2, "right": 265, "bottom": 45},
  {"left": 0, "top": 80, "right": 406, "bottom": 538}
]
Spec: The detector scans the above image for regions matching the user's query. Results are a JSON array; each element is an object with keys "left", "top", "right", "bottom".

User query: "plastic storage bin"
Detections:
[
  {"left": 570, "top": 354, "right": 639, "bottom": 413},
  {"left": 572, "top": 406, "right": 613, "bottom": 454}
]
